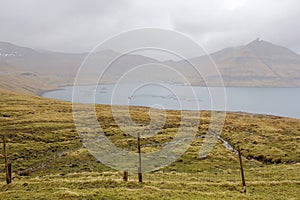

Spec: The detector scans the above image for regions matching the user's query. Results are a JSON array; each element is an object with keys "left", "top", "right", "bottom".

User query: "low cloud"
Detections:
[{"left": 0, "top": 0, "right": 299, "bottom": 54}]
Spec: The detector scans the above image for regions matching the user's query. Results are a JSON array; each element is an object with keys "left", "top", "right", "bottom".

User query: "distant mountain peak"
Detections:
[
  {"left": 242, "top": 38, "right": 300, "bottom": 58},
  {"left": 246, "top": 38, "right": 272, "bottom": 47},
  {"left": 254, "top": 37, "right": 261, "bottom": 42}
]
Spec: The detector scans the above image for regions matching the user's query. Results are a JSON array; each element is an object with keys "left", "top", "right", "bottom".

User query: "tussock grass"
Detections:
[{"left": 0, "top": 89, "right": 299, "bottom": 199}]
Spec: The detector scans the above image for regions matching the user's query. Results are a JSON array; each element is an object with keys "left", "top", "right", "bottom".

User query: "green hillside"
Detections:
[{"left": 0, "top": 90, "right": 299, "bottom": 199}]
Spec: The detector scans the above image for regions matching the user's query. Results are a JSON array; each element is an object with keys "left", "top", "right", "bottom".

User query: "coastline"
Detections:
[
  {"left": 37, "top": 83, "right": 75, "bottom": 96},
  {"left": 39, "top": 84, "right": 300, "bottom": 120}
]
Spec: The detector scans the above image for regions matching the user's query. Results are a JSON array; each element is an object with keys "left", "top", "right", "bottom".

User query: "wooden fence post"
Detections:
[
  {"left": 8, "top": 163, "right": 12, "bottom": 183},
  {"left": 238, "top": 146, "right": 246, "bottom": 193},
  {"left": 3, "top": 136, "right": 12, "bottom": 184},
  {"left": 137, "top": 133, "right": 142, "bottom": 183},
  {"left": 123, "top": 170, "right": 128, "bottom": 182}
]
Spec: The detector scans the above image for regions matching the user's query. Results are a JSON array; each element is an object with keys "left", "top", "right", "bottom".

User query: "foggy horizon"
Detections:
[{"left": 1, "top": 0, "right": 300, "bottom": 54}]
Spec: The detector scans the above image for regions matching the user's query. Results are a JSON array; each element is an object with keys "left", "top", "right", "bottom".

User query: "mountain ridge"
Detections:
[{"left": 1, "top": 39, "right": 300, "bottom": 93}]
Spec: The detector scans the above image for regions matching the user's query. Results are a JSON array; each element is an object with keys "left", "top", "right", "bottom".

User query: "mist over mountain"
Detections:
[
  {"left": 0, "top": 41, "right": 85, "bottom": 74},
  {"left": 211, "top": 38, "right": 300, "bottom": 81},
  {"left": 167, "top": 38, "right": 300, "bottom": 86},
  {"left": 1, "top": 38, "right": 300, "bottom": 94}
]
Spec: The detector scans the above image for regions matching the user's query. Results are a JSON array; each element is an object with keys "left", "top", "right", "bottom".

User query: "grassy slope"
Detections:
[{"left": 0, "top": 89, "right": 299, "bottom": 199}]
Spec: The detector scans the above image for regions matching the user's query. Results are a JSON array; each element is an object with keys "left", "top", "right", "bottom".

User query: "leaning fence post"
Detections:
[{"left": 238, "top": 146, "right": 246, "bottom": 193}]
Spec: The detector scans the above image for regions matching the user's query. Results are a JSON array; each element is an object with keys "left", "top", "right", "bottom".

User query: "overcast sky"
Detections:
[{"left": 0, "top": 0, "right": 300, "bottom": 54}]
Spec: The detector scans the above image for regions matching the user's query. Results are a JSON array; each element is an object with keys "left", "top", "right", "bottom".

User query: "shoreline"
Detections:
[
  {"left": 37, "top": 83, "right": 75, "bottom": 96},
  {"left": 38, "top": 84, "right": 300, "bottom": 120}
]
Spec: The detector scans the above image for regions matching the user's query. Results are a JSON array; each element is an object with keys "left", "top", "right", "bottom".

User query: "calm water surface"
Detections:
[{"left": 42, "top": 84, "right": 300, "bottom": 119}]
